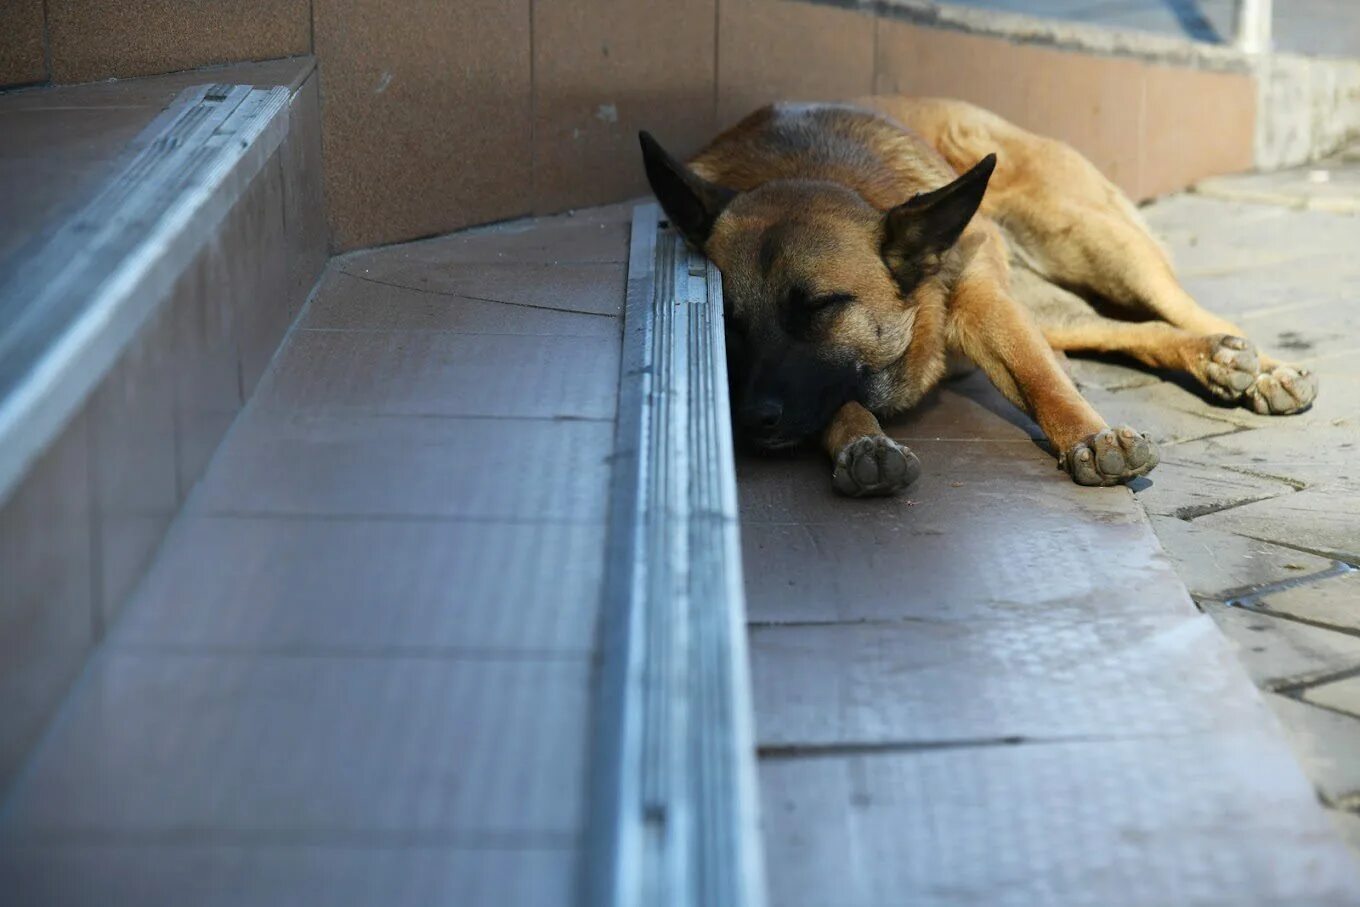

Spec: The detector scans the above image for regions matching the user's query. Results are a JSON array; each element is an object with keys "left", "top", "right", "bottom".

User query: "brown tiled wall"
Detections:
[
  {"left": 317, "top": 0, "right": 1256, "bottom": 251},
  {"left": 0, "top": 0, "right": 1258, "bottom": 257},
  {"left": 0, "top": 0, "right": 47, "bottom": 87},
  {"left": 44, "top": 0, "right": 309, "bottom": 83},
  {"left": 533, "top": 0, "right": 717, "bottom": 214},
  {"left": 312, "top": 0, "right": 533, "bottom": 252},
  {"left": 874, "top": 18, "right": 1255, "bottom": 201}
]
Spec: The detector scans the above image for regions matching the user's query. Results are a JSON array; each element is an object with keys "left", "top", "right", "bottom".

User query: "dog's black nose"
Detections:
[{"left": 743, "top": 397, "right": 784, "bottom": 432}]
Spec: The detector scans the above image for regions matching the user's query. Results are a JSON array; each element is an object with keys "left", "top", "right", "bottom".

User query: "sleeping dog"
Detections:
[{"left": 639, "top": 98, "right": 1315, "bottom": 495}]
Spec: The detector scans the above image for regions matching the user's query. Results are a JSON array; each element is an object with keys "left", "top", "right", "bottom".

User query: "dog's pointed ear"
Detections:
[
  {"left": 639, "top": 131, "right": 735, "bottom": 249},
  {"left": 883, "top": 153, "right": 996, "bottom": 262}
]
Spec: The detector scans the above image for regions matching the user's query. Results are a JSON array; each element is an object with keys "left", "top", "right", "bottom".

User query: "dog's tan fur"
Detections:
[{"left": 639, "top": 97, "right": 1317, "bottom": 494}]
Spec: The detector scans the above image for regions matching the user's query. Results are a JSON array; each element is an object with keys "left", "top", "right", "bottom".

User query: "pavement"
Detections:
[
  {"left": 942, "top": 0, "right": 1360, "bottom": 58},
  {"left": 0, "top": 204, "right": 633, "bottom": 907},
  {"left": 3, "top": 147, "right": 1358, "bottom": 903},
  {"left": 1091, "top": 144, "right": 1360, "bottom": 850},
  {"left": 740, "top": 144, "right": 1360, "bottom": 904}
]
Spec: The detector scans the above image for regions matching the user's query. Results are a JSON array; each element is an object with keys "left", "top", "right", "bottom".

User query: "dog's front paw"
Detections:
[
  {"left": 832, "top": 435, "right": 921, "bottom": 498},
  {"left": 1061, "top": 425, "right": 1159, "bottom": 486},
  {"left": 1245, "top": 365, "right": 1316, "bottom": 415},
  {"left": 1201, "top": 334, "right": 1259, "bottom": 401}
]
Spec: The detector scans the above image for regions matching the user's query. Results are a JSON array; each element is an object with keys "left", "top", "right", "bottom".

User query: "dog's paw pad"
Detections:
[
  {"left": 1245, "top": 365, "right": 1317, "bottom": 415},
  {"left": 1061, "top": 425, "right": 1159, "bottom": 486},
  {"left": 1202, "top": 334, "right": 1259, "bottom": 401},
  {"left": 832, "top": 435, "right": 921, "bottom": 498}
]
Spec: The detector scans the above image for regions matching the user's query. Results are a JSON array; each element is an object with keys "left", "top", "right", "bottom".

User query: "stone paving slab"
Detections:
[
  {"left": 761, "top": 735, "right": 1359, "bottom": 907},
  {"left": 0, "top": 208, "right": 628, "bottom": 907},
  {"left": 1206, "top": 601, "right": 1360, "bottom": 684},
  {"left": 1148, "top": 512, "right": 1335, "bottom": 597},
  {"left": 1197, "top": 146, "right": 1360, "bottom": 213},
  {"left": 1305, "top": 675, "right": 1360, "bottom": 716},
  {"left": 1266, "top": 693, "right": 1360, "bottom": 806},
  {"left": 742, "top": 359, "right": 1360, "bottom": 901},
  {"left": 1263, "top": 569, "right": 1360, "bottom": 631},
  {"left": 1091, "top": 161, "right": 1360, "bottom": 858},
  {"left": 1133, "top": 456, "right": 1294, "bottom": 519},
  {"left": 1195, "top": 486, "right": 1360, "bottom": 562}
]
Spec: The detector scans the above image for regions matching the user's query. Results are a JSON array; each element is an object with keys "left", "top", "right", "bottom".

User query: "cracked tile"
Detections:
[
  {"left": 1147, "top": 515, "right": 1334, "bottom": 600},
  {"left": 1195, "top": 484, "right": 1360, "bottom": 563},
  {"left": 1263, "top": 694, "right": 1360, "bottom": 807},
  {"left": 1302, "top": 674, "right": 1360, "bottom": 719},
  {"left": 1261, "top": 570, "right": 1360, "bottom": 634},
  {"left": 1203, "top": 601, "right": 1360, "bottom": 688},
  {"left": 1133, "top": 457, "right": 1294, "bottom": 519}
]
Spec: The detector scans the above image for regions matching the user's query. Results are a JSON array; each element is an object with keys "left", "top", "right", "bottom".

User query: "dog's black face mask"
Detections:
[
  {"left": 724, "top": 319, "right": 866, "bottom": 451},
  {"left": 638, "top": 130, "right": 995, "bottom": 453}
]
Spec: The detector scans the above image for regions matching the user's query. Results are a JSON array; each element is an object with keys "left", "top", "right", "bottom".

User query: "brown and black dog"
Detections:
[{"left": 639, "top": 97, "right": 1317, "bottom": 496}]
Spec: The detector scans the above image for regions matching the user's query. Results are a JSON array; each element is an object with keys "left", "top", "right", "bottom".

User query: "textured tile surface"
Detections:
[
  {"left": 761, "top": 738, "right": 1359, "bottom": 907},
  {"left": 313, "top": 0, "right": 532, "bottom": 250},
  {"left": 717, "top": 0, "right": 875, "bottom": 129},
  {"left": 0, "top": 0, "right": 46, "bottom": 87},
  {"left": 0, "top": 209, "right": 624, "bottom": 906},
  {"left": 744, "top": 353, "right": 1360, "bottom": 900},
  {"left": 192, "top": 410, "right": 613, "bottom": 521},
  {"left": 0, "top": 415, "right": 92, "bottom": 786},
  {"left": 45, "top": 0, "right": 309, "bottom": 83},
  {"left": 2, "top": 652, "right": 590, "bottom": 836},
  {"left": 0, "top": 845, "right": 574, "bottom": 907},
  {"left": 256, "top": 329, "right": 619, "bottom": 420},
  {"left": 532, "top": 0, "right": 715, "bottom": 212},
  {"left": 117, "top": 515, "right": 605, "bottom": 653}
]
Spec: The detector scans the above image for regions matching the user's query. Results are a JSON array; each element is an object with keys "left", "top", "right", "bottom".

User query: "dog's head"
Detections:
[{"left": 639, "top": 131, "right": 994, "bottom": 451}]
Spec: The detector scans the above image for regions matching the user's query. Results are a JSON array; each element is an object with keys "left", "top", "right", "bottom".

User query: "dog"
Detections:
[{"left": 638, "top": 97, "right": 1317, "bottom": 496}]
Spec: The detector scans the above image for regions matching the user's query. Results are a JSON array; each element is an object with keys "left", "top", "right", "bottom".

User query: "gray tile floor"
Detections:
[
  {"left": 0, "top": 58, "right": 314, "bottom": 283},
  {"left": 743, "top": 377, "right": 1360, "bottom": 905},
  {"left": 5, "top": 159, "right": 1360, "bottom": 905},
  {"left": 741, "top": 152, "right": 1360, "bottom": 902},
  {"left": 943, "top": 0, "right": 1360, "bottom": 57},
  {"left": 0, "top": 204, "right": 632, "bottom": 906}
]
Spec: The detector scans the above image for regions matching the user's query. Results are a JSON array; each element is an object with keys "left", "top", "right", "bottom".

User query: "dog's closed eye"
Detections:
[{"left": 810, "top": 292, "right": 855, "bottom": 310}]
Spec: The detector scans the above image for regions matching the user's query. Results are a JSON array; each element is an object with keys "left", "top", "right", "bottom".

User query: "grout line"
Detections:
[
  {"left": 40, "top": 0, "right": 53, "bottom": 85},
  {"left": 298, "top": 326, "right": 613, "bottom": 339},
  {"left": 107, "top": 641, "right": 594, "bottom": 662},
  {"left": 758, "top": 731, "right": 1158, "bottom": 762},
  {"left": 1272, "top": 662, "right": 1360, "bottom": 697},
  {"left": 336, "top": 270, "right": 618, "bottom": 318},
  {"left": 0, "top": 828, "right": 580, "bottom": 849},
  {"left": 1206, "top": 559, "right": 1356, "bottom": 608},
  {"left": 748, "top": 615, "right": 948, "bottom": 630},
  {"left": 246, "top": 405, "right": 614, "bottom": 423},
  {"left": 1178, "top": 492, "right": 1283, "bottom": 522},
  {"left": 1228, "top": 598, "right": 1360, "bottom": 644},
  {"left": 185, "top": 509, "right": 609, "bottom": 526},
  {"left": 713, "top": 0, "right": 721, "bottom": 120},
  {"left": 528, "top": 0, "right": 538, "bottom": 212},
  {"left": 1218, "top": 463, "right": 1310, "bottom": 491}
]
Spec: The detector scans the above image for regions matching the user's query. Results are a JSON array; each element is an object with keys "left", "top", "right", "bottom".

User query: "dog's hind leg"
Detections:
[
  {"left": 1012, "top": 265, "right": 1261, "bottom": 402},
  {"left": 822, "top": 401, "right": 922, "bottom": 497},
  {"left": 1012, "top": 198, "right": 1315, "bottom": 414},
  {"left": 898, "top": 99, "right": 1316, "bottom": 414}
]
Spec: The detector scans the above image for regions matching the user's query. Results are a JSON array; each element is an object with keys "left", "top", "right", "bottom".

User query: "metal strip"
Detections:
[
  {"left": 0, "top": 84, "right": 292, "bottom": 506},
  {"left": 585, "top": 204, "right": 767, "bottom": 907}
]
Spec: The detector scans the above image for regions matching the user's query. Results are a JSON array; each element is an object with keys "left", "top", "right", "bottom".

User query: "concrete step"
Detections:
[{"left": 0, "top": 57, "right": 324, "bottom": 789}]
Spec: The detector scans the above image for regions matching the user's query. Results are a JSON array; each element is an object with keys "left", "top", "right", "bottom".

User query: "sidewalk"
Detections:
[
  {"left": 1090, "top": 144, "right": 1360, "bottom": 847},
  {"left": 942, "top": 0, "right": 1360, "bottom": 58}
]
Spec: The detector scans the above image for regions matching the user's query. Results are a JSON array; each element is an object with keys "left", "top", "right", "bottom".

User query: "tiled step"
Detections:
[
  {"left": 586, "top": 204, "right": 767, "bottom": 907},
  {"left": 0, "top": 58, "right": 324, "bottom": 788}
]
